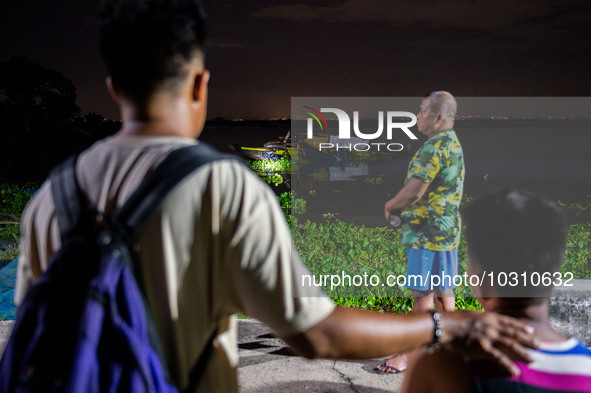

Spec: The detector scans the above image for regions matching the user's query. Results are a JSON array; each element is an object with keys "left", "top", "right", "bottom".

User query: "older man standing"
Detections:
[{"left": 378, "top": 91, "right": 465, "bottom": 373}]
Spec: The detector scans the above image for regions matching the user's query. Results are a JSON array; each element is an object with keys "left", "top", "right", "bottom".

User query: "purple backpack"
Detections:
[{"left": 0, "top": 143, "right": 232, "bottom": 393}]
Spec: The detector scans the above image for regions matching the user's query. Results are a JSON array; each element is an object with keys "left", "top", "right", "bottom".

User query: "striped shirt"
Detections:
[{"left": 473, "top": 338, "right": 591, "bottom": 392}]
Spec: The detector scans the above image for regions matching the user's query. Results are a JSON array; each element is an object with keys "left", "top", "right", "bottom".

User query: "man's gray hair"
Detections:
[{"left": 426, "top": 91, "right": 457, "bottom": 122}]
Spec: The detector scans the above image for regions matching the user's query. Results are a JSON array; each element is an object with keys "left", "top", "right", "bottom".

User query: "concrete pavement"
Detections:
[
  {"left": 0, "top": 319, "right": 403, "bottom": 392},
  {"left": 237, "top": 319, "right": 402, "bottom": 393},
  {"left": 0, "top": 278, "right": 589, "bottom": 392},
  {"left": 236, "top": 279, "right": 591, "bottom": 392}
]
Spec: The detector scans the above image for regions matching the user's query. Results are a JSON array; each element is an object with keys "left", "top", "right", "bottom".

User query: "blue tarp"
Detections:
[{"left": 0, "top": 258, "right": 17, "bottom": 320}]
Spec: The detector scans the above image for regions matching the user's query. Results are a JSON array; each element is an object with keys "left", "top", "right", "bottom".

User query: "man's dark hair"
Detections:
[
  {"left": 463, "top": 189, "right": 568, "bottom": 297},
  {"left": 98, "top": 0, "right": 206, "bottom": 101}
]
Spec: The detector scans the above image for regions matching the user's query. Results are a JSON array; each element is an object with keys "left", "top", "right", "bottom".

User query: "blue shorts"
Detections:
[{"left": 405, "top": 248, "right": 458, "bottom": 292}]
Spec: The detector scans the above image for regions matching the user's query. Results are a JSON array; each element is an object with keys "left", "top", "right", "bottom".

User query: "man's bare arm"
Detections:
[
  {"left": 283, "top": 307, "right": 432, "bottom": 359},
  {"left": 384, "top": 178, "right": 429, "bottom": 222},
  {"left": 283, "top": 307, "right": 536, "bottom": 376}
]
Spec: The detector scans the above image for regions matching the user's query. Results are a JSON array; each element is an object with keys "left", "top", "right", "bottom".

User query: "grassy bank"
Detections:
[
  {"left": 282, "top": 191, "right": 591, "bottom": 313},
  {"left": 2, "top": 180, "right": 590, "bottom": 314},
  {"left": 289, "top": 214, "right": 481, "bottom": 312},
  {"left": 0, "top": 184, "right": 37, "bottom": 266},
  {"left": 0, "top": 184, "right": 36, "bottom": 242}
]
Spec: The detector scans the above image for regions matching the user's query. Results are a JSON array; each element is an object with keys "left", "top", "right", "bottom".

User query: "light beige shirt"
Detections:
[{"left": 16, "top": 135, "right": 334, "bottom": 392}]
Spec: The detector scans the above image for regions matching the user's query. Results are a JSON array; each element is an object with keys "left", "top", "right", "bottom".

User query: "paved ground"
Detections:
[
  {"left": 0, "top": 279, "right": 588, "bottom": 392},
  {"left": 0, "top": 319, "right": 403, "bottom": 392},
  {"left": 0, "top": 321, "right": 13, "bottom": 354},
  {"left": 236, "top": 280, "right": 591, "bottom": 392},
  {"left": 237, "top": 319, "right": 403, "bottom": 393}
]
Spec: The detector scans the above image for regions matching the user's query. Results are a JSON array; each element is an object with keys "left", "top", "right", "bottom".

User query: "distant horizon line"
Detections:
[
  {"left": 211, "top": 116, "right": 591, "bottom": 122},
  {"left": 97, "top": 115, "right": 591, "bottom": 123}
]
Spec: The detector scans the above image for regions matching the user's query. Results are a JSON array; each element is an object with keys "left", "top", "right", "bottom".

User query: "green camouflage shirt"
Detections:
[{"left": 401, "top": 129, "right": 465, "bottom": 251}]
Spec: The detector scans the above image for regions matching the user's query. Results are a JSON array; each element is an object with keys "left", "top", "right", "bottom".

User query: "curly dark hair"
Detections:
[
  {"left": 463, "top": 189, "right": 568, "bottom": 297},
  {"left": 98, "top": 0, "right": 206, "bottom": 101}
]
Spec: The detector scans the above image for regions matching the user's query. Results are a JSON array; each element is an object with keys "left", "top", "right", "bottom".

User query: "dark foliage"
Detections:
[{"left": 0, "top": 58, "right": 119, "bottom": 182}]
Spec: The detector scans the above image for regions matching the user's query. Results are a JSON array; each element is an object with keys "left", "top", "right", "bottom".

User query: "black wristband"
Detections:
[{"left": 428, "top": 310, "right": 443, "bottom": 353}]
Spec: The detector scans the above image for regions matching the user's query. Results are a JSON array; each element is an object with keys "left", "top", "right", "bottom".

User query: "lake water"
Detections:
[{"left": 290, "top": 118, "right": 591, "bottom": 226}]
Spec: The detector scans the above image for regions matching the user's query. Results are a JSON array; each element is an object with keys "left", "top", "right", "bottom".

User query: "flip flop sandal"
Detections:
[{"left": 375, "top": 359, "right": 405, "bottom": 374}]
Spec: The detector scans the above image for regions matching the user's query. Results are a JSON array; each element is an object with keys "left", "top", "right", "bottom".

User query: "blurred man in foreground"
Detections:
[{"left": 16, "top": 2, "right": 534, "bottom": 391}]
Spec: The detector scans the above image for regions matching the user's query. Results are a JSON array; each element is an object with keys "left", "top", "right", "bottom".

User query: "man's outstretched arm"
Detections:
[{"left": 283, "top": 307, "right": 536, "bottom": 376}]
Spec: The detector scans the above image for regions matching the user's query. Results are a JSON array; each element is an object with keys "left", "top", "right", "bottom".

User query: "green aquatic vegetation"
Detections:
[
  {"left": 286, "top": 193, "right": 591, "bottom": 312},
  {"left": 278, "top": 191, "right": 307, "bottom": 215},
  {"left": 363, "top": 175, "right": 383, "bottom": 185},
  {"left": 0, "top": 244, "right": 19, "bottom": 266},
  {"left": 245, "top": 156, "right": 291, "bottom": 172},
  {"left": 557, "top": 196, "right": 591, "bottom": 279},
  {"left": 290, "top": 219, "right": 482, "bottom": 311},
  {"left": 278, "top": 192, "right": 290, "bottom": 211},
  {"left": 1, "top": 184, "right": 35, "bottom": 217},
  {"left": 332, "top": 296, "right": 481, "bottom": 313},
  {"left": 332, "top": 296, "right": 414, "bottom": 313},
  {"left": 455, "top": 297, "right": 482, "bottom": 311},
  {"left": 562, "top": 221, "right": 591, "bottom": 279},
  {"left": 245, "top": 155, "right": 291, "bottom": 187},
  {"left": 278, "top": 191, "right": 307, "bottom": 227},
  {"left": 292, "top": 196, "right": 307, "bottom": 215},
  {"left": 557, "top": 196, "right": 591, "bottom": 218},
  {"left": 321, "top": 212, "right": 338, "bottom": 220},
  {"left": 1, "top": 183, "right": 37, "bottom": 240},
  {"left": 291, "top": 220, "right": 408, "bottom": 298},
  {"left": 263, "top": 173, "right": 284, "bottom": 186},
  {"left": 289, "top": 207, "right": 591, "bottom": 311},
  {"left": 461, "top": 193, "right": 475, "bottom": 204},
  {"left": 0, "top": 224, "right": 20, "bottom": 242}
]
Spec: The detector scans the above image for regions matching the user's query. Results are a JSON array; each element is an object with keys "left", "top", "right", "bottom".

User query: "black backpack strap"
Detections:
[
  {"left": 116, "top": 142, "right": 234, "bottom": 392},
  {"left": 117, "top": 142, "right": 233, "bottom": 391},
  {"left": 50, "top": 154, "right": 88, "bottom": 243},
  {"left": 116, "top": 142, "right": 236, "bottom": 237},
  {"left": 182, "top": 327, "right": 217, "bottom": 393}
]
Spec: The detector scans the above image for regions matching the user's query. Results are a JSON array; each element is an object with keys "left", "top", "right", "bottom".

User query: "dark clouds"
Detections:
[
  {"left": 203, "top": 0, "right": 591, "bottom": 118},
  {"left": 251, "top": 0, "right": 589, "bottom": 29},
  {"left": 2, "top": 0, "right": 590, "bottom": 120}
]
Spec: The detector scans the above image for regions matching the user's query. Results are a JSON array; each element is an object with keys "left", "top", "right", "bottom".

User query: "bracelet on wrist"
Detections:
[{"left": 428, "top": 310, "right": 443, "bottom": 353}]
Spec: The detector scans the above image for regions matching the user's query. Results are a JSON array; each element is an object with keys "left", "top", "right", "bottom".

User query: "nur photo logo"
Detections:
[{"left": 301, "top": 104, "right": 418, "bottom": 152}]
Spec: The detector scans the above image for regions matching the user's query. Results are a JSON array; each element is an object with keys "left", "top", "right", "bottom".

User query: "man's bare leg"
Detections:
[
  {"left": 435, "top": 289, "right": 455, "bottom": 312},
  {"left": 413, "top": 291, "right": 436, "bottom": 312},
  {"left": 376, "top": 291, "right": 434, "bottom": 373}
]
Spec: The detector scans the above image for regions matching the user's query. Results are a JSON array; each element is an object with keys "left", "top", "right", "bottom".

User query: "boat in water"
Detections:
[{"left": 237, "top": 131, "right": 291, "bottom": 161}]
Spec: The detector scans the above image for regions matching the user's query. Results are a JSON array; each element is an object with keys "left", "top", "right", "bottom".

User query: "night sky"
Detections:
[{"left": 1, "top": 0, "right": 590, "bottom": 120}]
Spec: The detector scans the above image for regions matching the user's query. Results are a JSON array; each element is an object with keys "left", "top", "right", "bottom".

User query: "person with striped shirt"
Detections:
[{"left": 399, "top": 189, "right": 591, "bottom": 393}]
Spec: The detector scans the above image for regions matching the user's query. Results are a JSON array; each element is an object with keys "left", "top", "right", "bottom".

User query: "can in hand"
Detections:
[{"left": 389, "top": 213, "right": 402, "bottom": 228}]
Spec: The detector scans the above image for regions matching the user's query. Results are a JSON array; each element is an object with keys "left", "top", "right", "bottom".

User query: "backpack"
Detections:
[{"left": 0, "top": 142, "right": 234, "bottom": 393}]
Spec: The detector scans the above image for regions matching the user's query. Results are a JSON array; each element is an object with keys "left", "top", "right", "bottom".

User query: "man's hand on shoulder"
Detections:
[{"left": 440, "top": 310, "right": 537, "bottom": 376}]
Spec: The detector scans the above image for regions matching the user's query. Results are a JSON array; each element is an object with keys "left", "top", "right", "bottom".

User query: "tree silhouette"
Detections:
[{"left": 0, "top": 58, "right": 82, "bottom": 180}]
